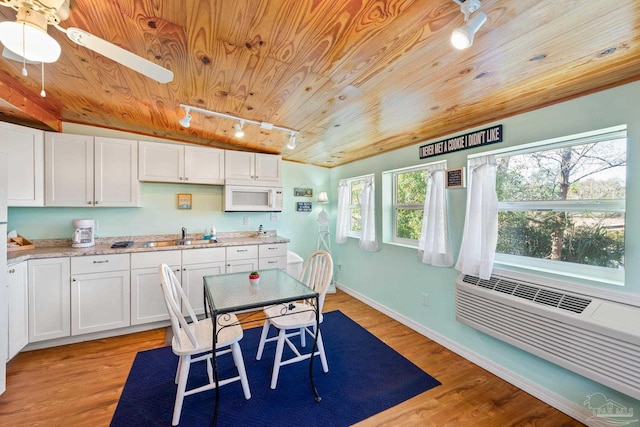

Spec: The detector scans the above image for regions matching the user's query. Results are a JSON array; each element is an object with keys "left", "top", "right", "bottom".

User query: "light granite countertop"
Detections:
[{"left": 7, "top": 230, "right": 290, "bottom": 265}]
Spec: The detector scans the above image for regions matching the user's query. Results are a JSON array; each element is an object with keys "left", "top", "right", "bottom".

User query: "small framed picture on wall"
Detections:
[
  {"left": 177, "top": 193, "right": 192, "bottom": 209},
  {"left": 446, "top": 167, "right": 466, "bottom": 189}
]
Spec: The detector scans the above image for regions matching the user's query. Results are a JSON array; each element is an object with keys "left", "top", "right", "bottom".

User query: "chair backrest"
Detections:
[
  {"left": 158, "top": 263, "right": 200, "bottom": 349},
  {"left": 298, "top": 250, "right": 333, "bottom": 311}
]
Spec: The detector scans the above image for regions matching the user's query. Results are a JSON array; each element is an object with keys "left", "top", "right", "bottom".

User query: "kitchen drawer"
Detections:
[
  {"left": 259, "top": 243, "right": 287, "bottom": 258},
  {"left": 182, "top": 247, "right": 225, "bottom": 265},
  {"left": 71, "top": 254, "right": 130, "bottom": 274},
  {"left": 226, "top": 245, "right": 258, "bottom": 261},
  {"left": 131, "top": 250, "right": 181, "bottom": 269},
  {"left": 259, "top": 255, "right": 287, "bottom": 270}
]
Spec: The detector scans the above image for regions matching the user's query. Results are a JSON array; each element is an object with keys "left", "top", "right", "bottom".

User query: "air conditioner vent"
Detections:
[
  {"left": 535, "top": 288, "right": 563, "bottom": 307},
  {"left": 513, "top": 283, "right": 538, "bottom": 301},
  {"left": 462, "top": 274, "right": 591, "bottom": 314},
  {"left": 559, "top": 295, "right": 592, "bottom": 314},
  {"left": 495, "top": 279, "right": 518, "bottom": 294},
  {"left": 478, "top": 277, "right": 497, "bottom": 289}
]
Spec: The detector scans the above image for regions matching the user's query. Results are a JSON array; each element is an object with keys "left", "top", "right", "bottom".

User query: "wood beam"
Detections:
[{"left": 0, "top": 80, "right": 60, "bottom": 131}]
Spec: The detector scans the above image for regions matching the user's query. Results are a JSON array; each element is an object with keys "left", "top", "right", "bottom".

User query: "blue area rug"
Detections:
[{"left": 111, "top": 310, "right": 440, "bottom": 426}]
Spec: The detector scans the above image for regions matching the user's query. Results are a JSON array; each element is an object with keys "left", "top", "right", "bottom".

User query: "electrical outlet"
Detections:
[
  {"left": 270, "top": 213, "right": 279, "bottom": 221},
  {"left": 243, "top": 216, "right": 249, "bottom": 225},
  {"left": 421, "top": 293, "right": 429, "bottom": 306}
]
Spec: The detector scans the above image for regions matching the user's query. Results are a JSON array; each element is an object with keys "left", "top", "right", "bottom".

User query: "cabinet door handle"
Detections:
[
  {"left": 8, "top": 269, "right": 14, "bottom": 274},
  {"left": 93, "top": 260, "right": 109, "bottom": 264},
  {"left": 87, "top": 201, "right": 92, "bottom": 205},
  {"left": 185, "top": 177, "right": 189, "bottom": 181},
  {"left": 267, "top": 260, "right": 277, "bottom": 264},
  {"left": 72, "top": 278, "right": 76, "bottom": 281},
  {"left": 237, "top": 249, "right": 248, "bottom": 252},
  {"left": 95, "top": 201, "right": 99, "bottom": 205}
]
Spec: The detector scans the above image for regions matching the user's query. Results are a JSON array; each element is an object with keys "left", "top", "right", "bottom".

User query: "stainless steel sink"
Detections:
[
  {"left": 143, "top": 239, "right": 215, "bottom": 248},
  {"left": 143, "top": 240, "right": 181, "bottom": 248}
]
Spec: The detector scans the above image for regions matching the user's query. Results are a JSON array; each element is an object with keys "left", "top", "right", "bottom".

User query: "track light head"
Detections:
[
  {"left": 451, "top": 11, "right": 486, "bottom": 49},
  {"left": 287, "top": 133, "right": 296, "bottom": 149},
  {"left": 179, "top": 108, "right": 192, "bottom": 128},
  {"left": 234, "top": 121, "right": 245, "bottom": 138}
]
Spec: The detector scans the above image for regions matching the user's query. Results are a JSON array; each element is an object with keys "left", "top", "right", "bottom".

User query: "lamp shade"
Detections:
[
  {"left": 0, "top": 21, "right": 61, "bottom": 63},
  {"left": 451, "top": 12, "right": 487, "bottom": 50},
  {"left": 318, "top": 191, "right": 329, "bottom": 203}
]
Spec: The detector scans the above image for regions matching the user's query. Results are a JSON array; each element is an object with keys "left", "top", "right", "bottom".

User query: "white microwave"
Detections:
[{"left": 224, "top": 185, "right": 283, "bottom": 212}]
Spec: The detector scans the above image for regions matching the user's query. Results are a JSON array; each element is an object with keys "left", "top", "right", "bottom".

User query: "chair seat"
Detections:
[
  {"left": 263, "top": 303, "right": 323, "bottom": 329},
  {"left": 172, "top": 314, "right": 243, "bottom": 356}
]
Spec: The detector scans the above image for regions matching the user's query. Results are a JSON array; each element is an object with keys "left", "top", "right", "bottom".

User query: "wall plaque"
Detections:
[{"left": 419, "top": 125, "right": 503, "bottom": 159}]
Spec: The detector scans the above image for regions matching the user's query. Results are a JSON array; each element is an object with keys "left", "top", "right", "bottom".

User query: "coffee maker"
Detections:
[{"left": 72, "top": 219, "right": 95, "bottom": 248}]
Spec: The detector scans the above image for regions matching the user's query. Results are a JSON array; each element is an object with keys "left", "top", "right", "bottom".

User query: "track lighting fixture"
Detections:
[
  {"left": 178, "top": 108, "right": 192, "bottom": 128},
  {"left": 287, "top": 133, "right": 296, "bottom": 150},
  {"left": 178, "top": 104, "right": 298, "bottom": 149},
  {"left": 451, "top": 0, "right": 486, "bottom": 50},
  {"left": 234, "top": 121, "right": 245, "bottom": 138}
]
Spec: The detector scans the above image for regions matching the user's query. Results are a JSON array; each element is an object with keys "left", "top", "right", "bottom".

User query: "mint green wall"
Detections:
[{"left": 329, "top": 81, "right": 640, "bottom": 411}]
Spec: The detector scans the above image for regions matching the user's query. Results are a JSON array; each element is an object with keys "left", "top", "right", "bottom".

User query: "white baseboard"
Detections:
[{"left": 335, "top": 282, "right": 595, "bottom": 425}]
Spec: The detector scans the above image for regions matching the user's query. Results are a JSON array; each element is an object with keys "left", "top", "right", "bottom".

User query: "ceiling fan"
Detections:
[{"left": 0, "top": 0, "right": 173, "bottom": 83}]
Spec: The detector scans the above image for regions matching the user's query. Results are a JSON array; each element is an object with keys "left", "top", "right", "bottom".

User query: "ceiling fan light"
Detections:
[{"left": 0, "top": 21, "right": 61, "bottom": 63}]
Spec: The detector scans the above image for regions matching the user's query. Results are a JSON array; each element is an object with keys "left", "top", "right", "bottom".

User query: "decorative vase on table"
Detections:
[{"left": 249, "top": 271, "right": 260, "bottom": 285}]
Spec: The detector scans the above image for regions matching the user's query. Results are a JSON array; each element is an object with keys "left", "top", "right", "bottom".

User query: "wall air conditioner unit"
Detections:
[{"left": 455, "top": 273, "right": 640, "bottom": 400}]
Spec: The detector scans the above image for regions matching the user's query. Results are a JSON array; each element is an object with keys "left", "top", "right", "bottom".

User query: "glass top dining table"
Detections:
[
  {"left": 203, "top": 268, "right": 322, "bottom": 425},
  {"left": 204, "top": 268, "right": 318, "bottom": 315}
]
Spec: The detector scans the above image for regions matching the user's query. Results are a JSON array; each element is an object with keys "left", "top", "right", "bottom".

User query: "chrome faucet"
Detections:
[{"left": 181, "top": 227, "right": 187, "bottom": 240}]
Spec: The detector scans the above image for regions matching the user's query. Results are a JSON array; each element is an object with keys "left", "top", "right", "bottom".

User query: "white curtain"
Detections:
[
  {"left": 359, "top": 175, "right": 378, "bottom": 251},
  {"left": 417, "top": 163, "right": 453, "bottom": 267},
  {"left": 335, "top": 180, "right": 349, "bottom": 244},
  {"left": 455, "top": 155, "right": 498, "bottom": 280}
]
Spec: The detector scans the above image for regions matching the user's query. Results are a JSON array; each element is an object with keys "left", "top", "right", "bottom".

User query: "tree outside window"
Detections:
[{"left": 495, "top": 129, "right": 626, "bottom": 274}]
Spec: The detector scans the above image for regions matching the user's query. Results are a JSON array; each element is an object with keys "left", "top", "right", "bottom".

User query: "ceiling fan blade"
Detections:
[{"left": 62, "top": 27, "right": 174, "bottom": 83}]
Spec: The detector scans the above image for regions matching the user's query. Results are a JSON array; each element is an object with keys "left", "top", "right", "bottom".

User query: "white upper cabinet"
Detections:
[
  {"left": 225, "top": 151, "right": 281, "bottom": 184},
  {"left": 0, "top": 122, "right": 44, "bottom": 206},
  {"left": 45, "top": 133, "right": 140, "bottom": 207},
  {"left": 138, "top": 141, "right": 224, "bottom": 185}
]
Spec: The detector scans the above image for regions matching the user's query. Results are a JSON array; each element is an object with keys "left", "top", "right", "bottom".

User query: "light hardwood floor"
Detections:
[{"left": 1, "top": 290, "right": 584, "bottom": 426}]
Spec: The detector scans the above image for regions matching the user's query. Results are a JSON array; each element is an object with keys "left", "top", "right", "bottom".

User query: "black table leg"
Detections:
[{"left": 309, "top": 294, "right": 321, "bottom": 402}]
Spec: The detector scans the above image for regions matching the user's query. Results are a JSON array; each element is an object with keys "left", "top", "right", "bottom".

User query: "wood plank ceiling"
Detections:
[{"left": 0, "top": 0, "right": 638, "bottom": 168}]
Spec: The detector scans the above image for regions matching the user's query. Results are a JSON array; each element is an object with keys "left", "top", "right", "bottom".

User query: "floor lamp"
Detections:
[{"left": 316, "top": 192, "right": 335, "bottom": 293}]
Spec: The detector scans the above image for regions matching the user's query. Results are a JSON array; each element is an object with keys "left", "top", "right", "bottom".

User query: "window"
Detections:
[
  {"left": 348, "top": 177, "right": 363, "bottom": 236},
  {"left": 343, "top": 175, "right": 372, "bottom": 237},
  {"left": 383, "top": 162, "right": 445, "bottom": 246},
  {"left": 394, "top": 167, "right": 427, "bottom": 244},
  {"left": 492, "top": 126, "right": 626, "bottom": 285}
]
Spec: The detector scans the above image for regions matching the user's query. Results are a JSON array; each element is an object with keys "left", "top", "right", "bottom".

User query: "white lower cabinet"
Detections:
[
  {"left": 182, "top": 247, "right": 225, "bottom": 315},
  {"left": 7, "top": 261, "right": 28, "bottom": 360},
  {"left": 130, "top": 250, "right": 181, "bottom": 325},
  {"left": 28, "top": 257, "right": 71, "bottom": 343},
  {"left": 259, "top": 243, "right": 287, "bottom": 270},
  {"left": 226, "top": 245, "right": 258, "bottom": 273},
  {"left": 71, "top": 254, "right": 130, "bottom": 335}
]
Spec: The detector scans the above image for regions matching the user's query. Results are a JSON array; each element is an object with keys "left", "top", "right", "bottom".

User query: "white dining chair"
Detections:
[
  {"left": 256, "top": 250, "right": 333, "bottom": 389},
  {"left": 158, "top": 263, "right": 251, "bottom": 426}
]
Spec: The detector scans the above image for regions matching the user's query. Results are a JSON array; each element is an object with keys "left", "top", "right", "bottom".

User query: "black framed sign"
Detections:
[
  {"left": 296, "top": 202, "right": 312, "bottom": 212},
  {"left": 419, "top": 125, "right": 503, "bottom": 159},
  {"left": 446, "top": 167, "right": 466, "bottom": 189}
]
